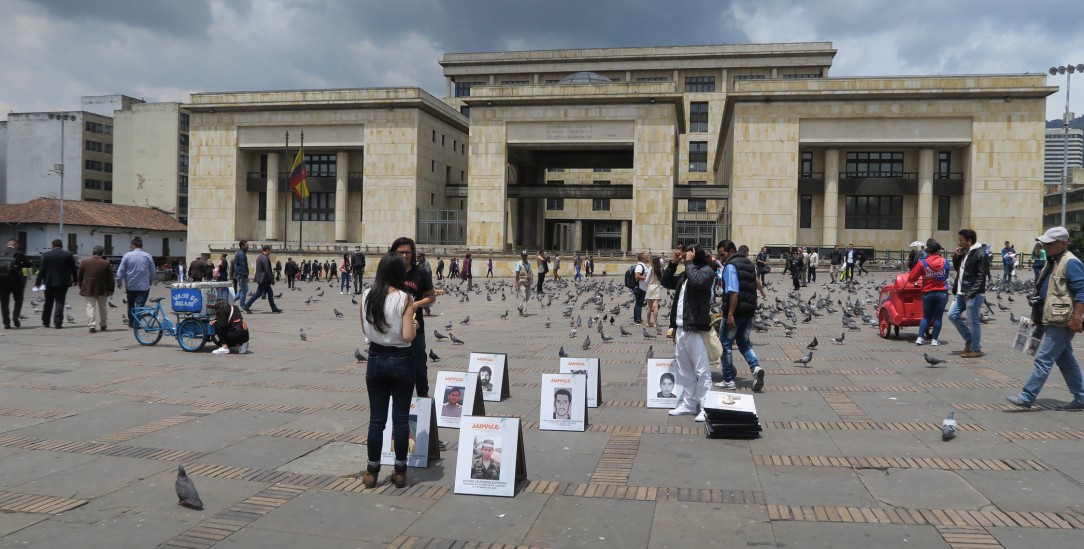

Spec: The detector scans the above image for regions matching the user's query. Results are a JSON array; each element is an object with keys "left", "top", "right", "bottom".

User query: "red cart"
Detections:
[{"left": 877, "top": 273, "right": 925, "bottom": 338}]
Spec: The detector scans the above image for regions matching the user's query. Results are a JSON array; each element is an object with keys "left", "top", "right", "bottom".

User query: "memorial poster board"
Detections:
[
  {"left": 453, "top": 417, "right": 527, "bottom": 497},
  {"left": 434, "top": 371, "right": 485, "bottom": 429},
  {"left": 380, "top": 397, "right": 440, "bottom": 468},
  {"left": 538, "top": 373, "right": 588, "bottom": 432},
  {"left": 468, "top": 352, "right": 510, "bottom": 401},
  {"left": 645, "top": 358, "right": 682, "bottom": 408},
  {"left": 559, "top": 357, "right": 601, "bottom": 408}
]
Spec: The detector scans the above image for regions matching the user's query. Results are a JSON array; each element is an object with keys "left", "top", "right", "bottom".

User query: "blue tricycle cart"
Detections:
[{"left": 130, "top": 282, "right": 233, "bottom": 352}]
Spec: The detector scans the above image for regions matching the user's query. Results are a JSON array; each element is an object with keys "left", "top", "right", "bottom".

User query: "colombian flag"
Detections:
[{"left": 290, "top": 148, "right": 310, "bottom": 200}]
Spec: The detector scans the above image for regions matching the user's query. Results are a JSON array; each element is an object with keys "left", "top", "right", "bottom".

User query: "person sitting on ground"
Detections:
[{"left": 209, "top": 299, "right": 249, "bottom": 355}]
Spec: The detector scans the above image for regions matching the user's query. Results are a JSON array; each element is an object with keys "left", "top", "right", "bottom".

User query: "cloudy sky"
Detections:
[{"left": 2, "top": 0, "right": 1083, "bottom": 121}]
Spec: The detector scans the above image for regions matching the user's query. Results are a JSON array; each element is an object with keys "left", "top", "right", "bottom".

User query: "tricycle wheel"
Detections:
[
  {"left": 878, "top": 310, "right": 891, "bottom": 339},
  {"left": 177, "top": 318, "right": 208, "bottom": 352},
  {"left": 133, "top": 312, "right": 164, "bottom": 346}
]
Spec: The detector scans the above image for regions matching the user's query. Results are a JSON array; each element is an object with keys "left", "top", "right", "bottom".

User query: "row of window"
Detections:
[
  {"left": 453, "top": 72, "right": 821, "bottom": 98},
  {"left": 431, "top": 130, "right": 466, "bottom": 155},
  {"left": 799, "top": 151, "right": 954, "bottom": 176},
  {"left": 83, "top": 160, "right": 113, "bottom": 172},
  {"left": 83, "top": 179, "right": 113, "bottom": 191},
  {"left": 545, "top": 198, "right": 707, "bottom": 212},
  {"left": 84, "top": 121, "right": 112, "bottom": 135},
  {"left": 84, "top": 140, "right": 112, "bottom": 153},
  {"left": 798, "top": 194, "right": 953, "bottom": 231}
]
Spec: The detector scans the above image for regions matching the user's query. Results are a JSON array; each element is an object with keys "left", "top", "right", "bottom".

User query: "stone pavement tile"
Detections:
[
  {"left": 827, "top": 430, "right": 942, "bottom": 458},
  {"left": 0, "top": 416, "right": 51, "bottom": 435},
  {"left": 629, "top": 434, "right": 759, "bottom": 491},
  {"left": 953, "top": 409, "right": 1077, "bottom": 433},
  {"left": 763, "top": 373, "right": 855, "bottom": 389},
  {"left": 752, "top": 391, "right": 841, "bottom": 423},
  {"left": 758, "top": 467, "right": 879, "bottom": 507},
  {"left": 0, "top": 512, "right": 49, "bottom": 538},
  {"left": 0, "top": 387, "right": 137, "bottom": 414},
  {"left": 649, "top": 501, "right": 773, "bottom": 549},
  {"left": 216, "top": 528, "right": 386, "bottom": 548},
  {"left": 125, "top": 409, "right": 298, "bottom": 453},
  {"left": 276, "top": 409, "right": 368, "bottom": 434},
  {"left": 522, "top": 430, "right": 608, "bottom": 484},
  {"left": 522, "top": 495, "right": 654, "bottom": 548},
  {"left": 403, "top": 491, "right": 549, "bottom": 543},
  {"left": 200, "top": 435, "right": 327, "bottom": 470},
  {"left": 846, "top": 392, "right": 957, "bottom": 423},
  {"left": 751, "top": 430, "right": 842, "bottom": 457},
  {"left": 770, "top": 522, "right": 949, "bottom": 549},
  {"left": 927, "top": 431, "right": 1035, "bottom": 461},
  {"left": 1011, "top": 439, "right": 1084, "bottom": 484},
  {"left": 840, "top": 373, "right": 917, "bottom": 387},
  {"left": 857, "top": 468, "right": 991, "bottom": 509},
  {"left": 246, "top": 489, "right": 433, "bottom": 543},
  {"left": 0, "top": 449, "right": 99, "bottom": 490},
  {"left": 279, "top": 441, "right": 366, "bottom": 477},
  {"left": 957, "top": 470, "right": 1084, "bottom": 514},
  {"left": 590, "top": 405, "right": 668, "bottom": 427},
  {"left": 4, "top": 513, "right": 198, "bottom": 549},
  {"left": 2, "top": 402, "right": 190, "bottom": 442},
  {"left": 989, "top": 526, "right": 1083, "bottom": 548},
  {"left": 12, "top": 455, "right": 174, "bottom": 499}
]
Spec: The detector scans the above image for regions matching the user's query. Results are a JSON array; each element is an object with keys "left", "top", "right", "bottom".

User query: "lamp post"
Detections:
[
  {"left": 48, "top": 113, "right": 76, "bottom": 242},
  {"left": 1050, "top": 64, "right": 1084, "bottom": 227}
]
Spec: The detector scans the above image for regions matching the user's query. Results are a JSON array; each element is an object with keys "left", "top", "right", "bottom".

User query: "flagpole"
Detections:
[
  {"left": 284, "top": 130, "right": 289, "bottom": 249},
  {"left": 299, "top": 130, "right": 305, "bottom": 250}
]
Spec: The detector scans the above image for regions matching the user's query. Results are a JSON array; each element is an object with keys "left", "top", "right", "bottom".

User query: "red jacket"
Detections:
[{"left": 906, "top": 254, "right": 949, "bottom": 293}]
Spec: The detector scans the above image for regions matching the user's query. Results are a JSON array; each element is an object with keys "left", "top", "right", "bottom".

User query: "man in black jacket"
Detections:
[
  {"left": 0, "top": 239, "right": 32, "bottom": 329},
  {"left": 948, "top": 228, "right": 988, "bottom": 358},
  {"left": 241, "top": 245, "right": 283, "bottom": 314},
  {"left": 352, "top": 247, "right": 366, "bottom": 294},
  {"left": 660, "top": 243, "right": 715, "bottom": 421},
  {"left": 35, "top": 239, "right": 77, "bottom": 329}
]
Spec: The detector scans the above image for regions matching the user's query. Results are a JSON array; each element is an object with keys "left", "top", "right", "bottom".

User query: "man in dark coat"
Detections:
[
  {"left": 241, "top": 245, "right": 283, "bottom": 314},
  {"left": 284, "top": 257, "right": 298, "bottom": 289},
  {"left": 188, "top": 256, "right": 206, "bottom": 282},
  {"left": 1, "top": 239, "right": 32, "bottom": 329},
  {"left": 77, "top": 245, "right": 114, "bottom": 333},
  {"left": 35, "top": 239, "right": 77, "bottom": 329}
]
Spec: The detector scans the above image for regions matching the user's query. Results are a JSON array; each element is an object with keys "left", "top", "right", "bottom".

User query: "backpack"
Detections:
[
  {"left": 0, "top": 253, "right": 15, "bottom": 279},
  {"left": 624, "top": 265, "right": 638, "bottom": 289}
]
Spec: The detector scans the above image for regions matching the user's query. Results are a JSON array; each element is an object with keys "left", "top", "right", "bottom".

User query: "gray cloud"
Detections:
[{"left": 29, "top": 0, "right": 217, "bottom": 38}]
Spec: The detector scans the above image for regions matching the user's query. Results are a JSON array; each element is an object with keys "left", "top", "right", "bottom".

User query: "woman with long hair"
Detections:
[
  {"left": 359, "top": 252, "right": 417, "bottom": 488},
  {"left": 339, "top": 253, "right": 351, "bottom": 295},
  {"left": 1032, "top": 241, "right": 1047, "bottom": 283},
  {"left": 660, "top": 242, "right": 716, "bottom": 421},
  {"left": 645, "top": 255, "right": 663, "bottom": 328}
]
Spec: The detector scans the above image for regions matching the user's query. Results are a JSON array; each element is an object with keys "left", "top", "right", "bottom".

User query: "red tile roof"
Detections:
[{"left": 0, "top": 198, "right": 187, "bottom": 232}]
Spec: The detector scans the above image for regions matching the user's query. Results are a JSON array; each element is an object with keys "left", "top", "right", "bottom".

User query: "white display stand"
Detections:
[
  {"left": 538, "top": 373, "right": 588, "bottom": 432},
  {"left": 645, "top": 358, "right": 682, "bottom": 408},
  {"left": 468, "top": 352, "right": 510, "bottom": 401},
  {"left": 434, "top": 371, "right": 485, "bottom": 428},
  {"left": 559, "top": 357, "right": 601, "bottom": 408},
  {"left": 379, "top": 397, "right": 441, "bottom": 468},
  {"left": 453, "top": 417, "right": 527, "bottom": 497}
]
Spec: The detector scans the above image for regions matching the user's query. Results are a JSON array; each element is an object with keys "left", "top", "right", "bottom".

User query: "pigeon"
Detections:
[
  {"left": 831, "top": 332, "right": 845, "bottom": 344},
  {"left": 460, "top": 316, "right": 470, "bottom": 325},
  {"left": 274, "top": 292, "right": 283, "bottom": 298},
  {"left": 299, "top": 328, "right": 307, "bottom": 341},
  {"left": 433, "top": 330, "right": 448, "bottom": 341},
  {"left": 500, "top": 310, "right": 508, "bottom": 319},
  {"left": 544, "top": 319, "right": 551, "bottom": 329},
  {"left": 923, "top": 353, "right": 948, "bottom": 367},
  {"left": 642, "top": 327, "right": 656, "bottom": 340},
  {"left": 569, "top": 328, "right": 577, "bottom": 338},
  {"left": 941, "top": 410, "right": 957, "bottom": 441},
  {"left": 351, "top": 296, "right": 358, "bottom": 305},
  {"left": 354, "top": 348, "right": 366, "bottom": 362},
  {"left": 610, "top": 317, "right": 615, "bottom": 326},
  {"left": 619, "top": 325, "right": 631, "bottom": 336},
  {"left": 305, "top": 296, "right": 313, "bottom": 304},
  {"left": 559, "top": 346, "right": 569, "bottom": 358},
  {"left": 107, "top": 300, "right": 117, "bottom": 308},
  {"left": 582, "top": 335, "right": 591, "bottom": 350},
  {"left": 450, "top": 333, "right": 465, "bottom": 345},
  {"left": 445, "top": 321, "right": 453, "bottom": 330},
  {"left": 428, "top": 349, "right": 440, "bottom": 362},
  {"left": 66, "top": 313, "right": 75, "bottom": 323},
  {"left": 646, "top": 345, "right": 654, "bottom": 359},
  {"left": 333, "top": 308, "right": 344, "bottom": 318},
  {"left": 175, "top": 465, "right": 204, "bottom": 510},
  {"left": 807, "top": 336, "right": 818, "bottom": 350},
  {"left": 793, "top": 352, "right": 814, "bottom": 366},
  {"left": 600, "top": 331, "right": 613, "bottom": 343},
  {"left": 1009, "top": 312, "right": 1018, "bottom": 323}
]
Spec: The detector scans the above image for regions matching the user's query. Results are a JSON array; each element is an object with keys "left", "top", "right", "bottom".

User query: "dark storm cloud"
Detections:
[{"left": 30, "top": 0, "right": 219, "bottom": 37}]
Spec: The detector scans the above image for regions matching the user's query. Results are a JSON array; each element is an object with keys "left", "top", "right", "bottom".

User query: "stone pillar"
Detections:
[
  {"left": 264, "top": 152, "right": 279, "bottom": 241},
  {"left": 574, "top": 220, "right": 583, "bottom": 251},
  {"left": 917, "top": 148, "right": 934, "bottom": 240},
  {"left": 822, "top": 149, "right": 839, "bottom": 246},
  {"left": 334, "top": 152, "right": 348, "bottom": 242},
  {"left": 620, "top": 220, "right": 629, "bottom": 252}
]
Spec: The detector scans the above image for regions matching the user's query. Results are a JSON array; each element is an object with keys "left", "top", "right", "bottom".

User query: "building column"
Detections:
[
  {"left": 917, "top": 148, "right": 934, "bottom": 239},
  {"left": 335, "top": 151, "right": 348, "bottom": 242},
  {"left": 821, "top": 149, "right": 839, "bottom": 246},
  {"left": 265, "top": 152, "right": 279, "bottom": 241},
  {"left": 574, "top": 220, "right": 583, "bottom": 251},
  {"left": 620, "top": 220, "right": 629, "bottom": 251}
]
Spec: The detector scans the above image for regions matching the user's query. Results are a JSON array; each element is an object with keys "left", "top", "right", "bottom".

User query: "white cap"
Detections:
[{"left": 1036, "top": 226, "right": 1070, "bottom": 243}]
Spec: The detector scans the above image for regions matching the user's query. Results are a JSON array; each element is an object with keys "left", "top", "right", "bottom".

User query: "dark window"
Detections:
[
  {"left": 937, "top": 151, "right": 951, "bottom": 177},
  {"left": 593, "top": 168, "right": 611, "bottom": 173},
  {"left": 84, "top": 121, "right": 104, "bottom": 133},
  {"left": 845, "top": 151, "right": 904, "bottom": 177},
  {"left": 799, "top": 195, "right": 812, "bottom": 228},
  {"left": 67, "top": 233, "right": 77, "bottom": 252},
  {"left": 304, "top": 154, "right": 336, "bottom": 177},
  {"left": 636, "top": 76, "right": 669, "bottom": 82},
  {"left": 162, "top": 238, "right": 170, "bottom": 257},
  {"left": 500, "top": 80, "right": 528, "bottom": 85},
  {"left": 547, "top": 168, "right": 565, "bottom": 173},
  {"left": 545, "top": 79, "right": 560, "bottom": 84},
  {"left": 454, "top": 81, "right": 483, "bottom": 97},
  {"left": 937, "top": 196, "right": 951, "bottom": 231},
  {"left": 844, "top": 195, "right": 903, "bottom": 229},
  {"left": 179, "top": 113, "right": 190, "bottom": 132},
  {"left": 178, "top": 195, "right": 188, "bottom": 215},
  {"left": 179, "top": 134, "right": 188, "bottom": 149},
  {"left": 258, "top": 192, "right": 267, "bottom": 220},
  {"left": 103, "top": 234, "right": 111, "bottom": 255},
  {"left": 783, "top": 73, "right": 821, "bottom": 79},
  {"left": 684, "top": 76, "right": 716, "bottom": 92},
  {"left": 292, "top": 192, "right": 335, "bottom": 221},
  {"left": 800, "top": 151, "right": 814, "bottom": 177},
  {"left": 83, "top": 179, "right": 101, "bottom": 190},
  {"left": 432, "top": 160, "right": 436, "bottom": 173},
  {"left": 690, "top": 102, "right": 709, "bottom": 132},
  {"left": 84, "top": 159, "right": 103, "bottom": 171},
  {"left": 85, "top": 140, "right": 102, "bottom": 152},
  {"left": 432, "top": 130, "right": 436, "bottom": 142},
  {"left": 103, "top": 180, "right": 112, "bottom": 191},
  {"left": 546, "top": 198, "right": 564, "bottom": 210},
  {"left": 104, "top": 162, "right": 112, "bottom": 173},
  {"left": 689, "top": 141, "right": 708, "bottom": 172},
  {"left": 592, "top": 198, "right": 610, "bottom": 211},
  {"left": 733, "top": 74, "right": 765, "bottom": 81},
  {"left": 460, "top": 106, "right": 470, "bottom": 118},
  {"left": 688, "top": 199, "right": 707, "bottom": 212},
  {"left": 178, "top": 155, "right": 189, "bottom": 173},
  {"left": 178, "top": 175, "right": 188, "bottom": 194},
  {"left": 104, "top": 125, "right": 112, "bottom": 135},
  {"left": 104, "top": 143, "right": 112, "bottom": 153}
]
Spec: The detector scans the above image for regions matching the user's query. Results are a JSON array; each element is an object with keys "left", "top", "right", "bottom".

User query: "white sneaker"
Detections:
[
  {"left": 694, "top": 411, "right": 706, "bottom": 422},
  {"left": 340, "top": 291, "right": 344, "bottom": 295},
  {"left": 715, "top": 381, "right": 737, "bottom": 390},
  {"left": 668, "top": 404, "right": 697, "bottom": 416},
  {"left": 915, "top": 337, "right": 925, "bottom": 345},
  {"left": 930, "top": 339, "right": 941, "bottom": 346},
  {"left": 211, "top": 347, "right": 229, "bottom": 355}
]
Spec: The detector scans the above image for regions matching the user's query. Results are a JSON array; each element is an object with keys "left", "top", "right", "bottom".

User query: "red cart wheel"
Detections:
[{"left": 878, "top": 310, "right": 891, "bottom": 339}]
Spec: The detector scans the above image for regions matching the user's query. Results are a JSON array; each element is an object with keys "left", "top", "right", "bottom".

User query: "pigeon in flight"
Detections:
[
  {"left": 831, "top": 332, "right": 845, "bottom": 345},
  {"left": 299, "top": 328, "right": 307, "bottom": 341},
  {"left": 354, "top": 348, "right": 366, "bottom": 362},
  {"left": 333, "top": 308, "right": 344, "bottom": 318},
  {"left": 450, "top": 333, "right": 465, "bottom": 345},
  {"left": 793, "top": 352, "right": 813, "bottom": 367},
  {"left": 175, "top": 465, "right": 204, "bottom": 510},
  {"left": 642, "top": 327, "right": 656, "bottom": 340},
  {"left": 433, "top": 330, "right": 448, "bottom": 341},
  {"left": 923, "top": 353, "right": 948, "bottom": 367},
  {"left": 428, "top": 349, "right": 440, "bottom": 362},
  {"left": 807, "top": 336, "right": 818, "bottom": 350},
  {"left": 559, "top": 346, "right": 569, "bottom": 358},
  {"left": 941, "top": 410, "right": 957, "bottom": 441}
]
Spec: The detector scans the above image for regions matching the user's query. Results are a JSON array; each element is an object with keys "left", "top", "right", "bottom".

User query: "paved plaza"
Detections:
[{"left": 0, "top": 272, "right": 1082, "bottom": 548}]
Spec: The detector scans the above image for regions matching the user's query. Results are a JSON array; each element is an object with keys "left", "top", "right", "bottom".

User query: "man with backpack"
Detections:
[
  {"left": 0, "top": 239, "right": 31, "bottom": 329},
  {"left": 628, "top": 252, "right": 650, "bottom": 326},
  {"left": 351, "top": 246, "right": 366, "bottom": 294}
]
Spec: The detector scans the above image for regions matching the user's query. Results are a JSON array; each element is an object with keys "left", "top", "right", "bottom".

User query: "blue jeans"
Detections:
[
  {"left": 1017, "top": 326, "right": 1084, "bottom": 406},
  {"left": 411, "top": 327, "right": 429, "bottom": 397},
  {"left": 234, "top": 277, "right": 249, "bottom": 305},
  {"left": 633, "top": 287, "right": 646, "bottom": 323},
  {"left": 365, "top": 349, "right": 415, "bottom": 464},
  {"left": 919, "top": 291, "right": 949, "bottom": 340},
  {"left": 1003, "top": 263, "right": 1013, "bottom": 283},
  {"left": 948, "top": 293, "right": 984, "bottom": 351},
  {"left": 126, "top": 289, "right": 149, "bottom": 328},
  {"left": 1033, "top": 262, "right": 1045, "bottom": 283},
  {"left": 340, "top": 272, "right": 350, "bottom": 293},
  {"left": 720, "top": 315, "right": 761, "bottom": 383}
]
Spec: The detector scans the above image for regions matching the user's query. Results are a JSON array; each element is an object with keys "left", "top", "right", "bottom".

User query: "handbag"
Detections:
[{"left": 703, "top": 316, "right": 724, "bottom": 365}]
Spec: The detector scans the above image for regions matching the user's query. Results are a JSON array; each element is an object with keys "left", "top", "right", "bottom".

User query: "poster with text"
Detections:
[
  {"left": 453, "top": 416, "right": 527, "bottom": 497},
  {"left": 645, "top": 358, "right": 682, "bottom": 408},
  {"left": 434, "top": 371, "right": 485, "bottom": 429},
  {"left": 560, "top": 357, "right": 601, "bottom": 407},
  {"left": 539, "top": 373, "right": 587, "bottom": 432},
  {"left": 380, "top": 397, "right": 440, "bottom": 468},
  {"left": 468, "top": 352, "right": 510, "bottom": 401}
]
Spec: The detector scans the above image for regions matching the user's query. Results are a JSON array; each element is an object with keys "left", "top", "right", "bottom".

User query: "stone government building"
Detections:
[{"left": 184, "top": 42, "right": 1054, "bottom": 261}]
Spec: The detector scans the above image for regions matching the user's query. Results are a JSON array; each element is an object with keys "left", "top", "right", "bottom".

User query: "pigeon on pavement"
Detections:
[
  {"left": 450, "top": 333, "right": 465, "bottom": 345},
  {"left": 619, "top": 325, "right": 631, "bottom": 336},
  {"left": 299, "top": 328, "right": 307, "bottom": 341},
  {"left": 582, "top": 335, "right": 591, "bottom": 350},
  {"left": 923, "top": 353, "right": 948, "bottom": 367},
  {"left": 793, "top": 352, "right": 813, "bottom": 367},
  {"left": 354, "top": 348, "right": 366, "bottom": 362},
  {"left": 175, "top": 465, "right": 204, "bottom": 510},
  {"left": 433, "top": 330, "right": 448, "bottom": 341},
  {"left": 642, "top": 328, "right": 656, "bottom": 339},
  {"left": 559, "top": 346, "right": 569, "bottom": 358},
  {"left": 429, "top": 349, "right": 440, "bottom": 362},
  {"left": 941, "top": 410, "right": 957, "bottom": 441},
  {"left": 333, "top": 308, "right": 344, "bottom": 318},
  {"left": 807, "top": 336, "right": 818, "bottom": 350},
  {"left": 646, "top": 345, "right": 654, "bottom": 359},
  {"left": 831, "top": 332, "right": 845, "bottom": 344}
]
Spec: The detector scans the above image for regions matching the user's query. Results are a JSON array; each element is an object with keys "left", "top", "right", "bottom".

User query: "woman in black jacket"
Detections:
[{"left": 660, "top": 243, "right": 716, "bottom": 421}]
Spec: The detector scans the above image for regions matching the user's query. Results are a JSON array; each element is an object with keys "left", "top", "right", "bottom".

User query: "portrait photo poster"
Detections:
[
  {"left": 468, "top": 352, "right": 510, "bottom": 402},
  {"left": 433, "top": 370, "right": 485, "bottom": 429},
  {"left": 379, "top": 397, "right": 440, "bottom": 468},
  {"left": 645, "top": 357, "right": 682, "bottom": 408},
  {"left": 454, "top": 416, "right": 527, "bottom": 497},
  {"left": 559, "top": 357, "right": 601, "bottom": 408},
  {"left": 538, "top": 373, "right": 588, "bottom": 432}
]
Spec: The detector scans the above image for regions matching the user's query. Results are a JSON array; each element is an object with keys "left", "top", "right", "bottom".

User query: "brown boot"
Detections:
[
  {"left": 392, "top": 466, "right": 407, "bottom": 488},
  {"left": 963, "top": 341, "right": 971, "bottom": 354},
  {"left": 361, "top": 466, "right": 379, "bottom": 488}
]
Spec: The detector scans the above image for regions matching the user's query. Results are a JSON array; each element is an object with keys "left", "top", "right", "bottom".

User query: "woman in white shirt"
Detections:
[{"left": 360, "top": 252, "right": 417, "bottom": 489}]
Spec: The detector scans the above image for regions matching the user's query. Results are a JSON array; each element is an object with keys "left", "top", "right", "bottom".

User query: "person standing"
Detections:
[
  {"left": 1001, "top": 241, "right": 1015, "bottom": 284},
  {"left": 215, "top": 253, "right": 229, "bottom": 282},
  {"left": 535, "top": 251, "right": 548, "bottom": 295},
  {"left": 828, "top": 245, "right": 843, "bottom": 283},
  {"left": 241, "top": 245, "right": 283, "bottom": 314},
  {"left": 799, "top": 247, "right": 809, "bottom": 287},
  {"left": 301, "top": 260, "right": 311, "bottom": 283},
  {"left": 339, "top": 253, "right": 352, "bottom": 295},
  {"left": 1006, "top": 226, "right": 1084, "bottom": 411},
  {"left": 77, "top": 245, "right": 114, "bottom": 333},
  {"left": 486, "top": 257, "right": 493, "bottom": 278},
  {"left": 115, "top": 237, "right": 155, "bottom": 329},
  {"left": 586, "top": 255, "right": 594, "bottom": 278},
  {"left": 1032, "top": 241, "right": 1047, "bottom": 283},
  {"left": 645, "top": 255, "right": 662, "bottom": 328},
  {"left": 188, "top": 256, "right": 205, "bottom": 282},
  {"left": 754, "top": 246, "right": 769, "bottom": 286},
  {"left": 856, "top": 249, "right": 868, "bottom": 276},
  {"left": 435, "top": 256, "right": 444, "bottom": 281},
  {"left": 514, "top": 250, "right": 533, "bottom": 316},
  {"left": 0, "top": 239, "right": 31, "bottom": 329},
  {"left": 552, "top": 254, "right": 561, "bottom": 281},
  {"left": 574, "top": 254, "right": 583, "bottom": 281},
  {"left": 632, "top": 252, "right": 649, "bottom": 326},
  {"left": 807, "top": 247, "right": 819, "bottom": 284},
  {"left": 461, "top": 253, "right": 473, "bottom": 291},
  {"left": 284, "top": 257, "right": 298, "bottom": 290},
  {"left": 449, "top": 256, "right": 459, "bottom": 279},
  {"left": 233, "top": 241, "right": 250, "bottom": 306},
  {"left": 908, "top": 239, "right": 949, "bottom": 346},
  {"left": 391, "top": 237, "right": 436, "bottom": 398},
  {"left": 352, "top": 246, "right": 366, "bottom": 293},
  {"left": 715, "top": 240, "right": 767, "bottom": 392},
  {"left": 949, "top": 228, "right": 988, "bottom": 358},
  {"left": 359, "top": 251, "right": 417, "bottom": 488},
  {"left": 843, "top": 244, "right": 856, "bottom": 281},
  {"left": 660, "top": 243, "right": 715, "bottom": 421},
  {"left": 788, "top": 249, "right": 804, "bottom": 291},
  {"left": 274, "top": 259, "right": 282, "bottom": 282},
  {"left": 36, "top": 239, "right": 78, "bottom": 329}
]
